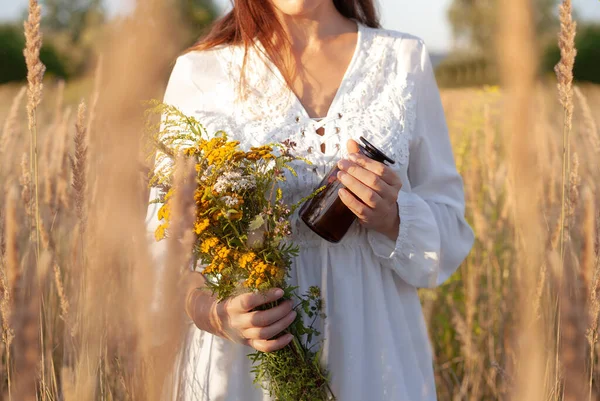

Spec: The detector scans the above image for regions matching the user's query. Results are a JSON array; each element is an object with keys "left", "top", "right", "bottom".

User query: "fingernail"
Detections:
[
  {"left": 337, "top": 171, "right": 345, "bottom": 180},
  {"left": 286, "top": 334, "right": 294, "bottom": 342},
  {"left": 274, "top": 289, "right": 284, "bottom": 298},
  {"left": 348, "top": 153, "right": 358, "bottom": 161},
  {"left": 337, "top": 159, "right": 349, "bottom": 170}
]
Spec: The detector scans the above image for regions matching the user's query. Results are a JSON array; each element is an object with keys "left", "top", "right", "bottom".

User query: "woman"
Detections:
[{"left": 146, "top": 0, "right": 475, "bottom": 399}]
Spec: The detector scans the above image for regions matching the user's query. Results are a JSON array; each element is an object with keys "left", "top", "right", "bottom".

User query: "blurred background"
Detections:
[{"left": 0, "top": 0, "right": 599, "bottom": 89}]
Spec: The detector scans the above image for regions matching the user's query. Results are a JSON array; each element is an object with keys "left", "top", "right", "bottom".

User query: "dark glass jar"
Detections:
[{"left": 299, "top": 136, "right": 395, "bottom": 243}]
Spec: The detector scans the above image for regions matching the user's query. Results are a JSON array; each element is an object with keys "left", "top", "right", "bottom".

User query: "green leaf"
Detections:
[{"left": 248, "top": 214, "right": 265, "bottom": 231}]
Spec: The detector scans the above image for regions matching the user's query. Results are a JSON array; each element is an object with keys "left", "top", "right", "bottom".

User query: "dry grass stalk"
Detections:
[
  {"left": 555, "top": 0, "right": 577, "bottom": 263},
  {"left": 1, "top": 186, "right": 19, "bottom": 400},
  {"left": 53, "top": 261, "right": 70, "bottom": 322},
  {"left": 23, "top": 4, "right": 44, "bottom": 137},
  {"left": 38, "top": 219, "right": 50, "bottom": 251},
  {"left": 556, "top": 250, "right": 589, "bottom": 401},
  {"left": 37, "top": 218, "right": 70, "bottom": 322},
  {"left": 555, "top": 0, "right": 577, "bottom": 132},
  {"left": 0, "top": 86, "right": 26, "bottom": 157},
  {"left": 0, "top": 267, "right": 13, "bottom": 342},
  {"left": 566, "top": 152, "right": 580, "bottom": 228},
  {"left": 23, "top": 0, "right": 45, "bottom": 130},
  {"left": 72, "top": 101, "right": 88, "bottom": 235},
  {"left": 596, "top": 211, "right": 600, "bottom": 267},
  {"left": 0, "top": 266, "right": 12, "bottom": 380},
  {"left": 23, "top": 0, "right": 46, "bottom": 263},
  {"left": 11, "top": 250, "right": 51, "bottom": 401},
  {"left": 145, "top": 156, "right": 197, "bottom": 401},
  {"left": 452, "top": 251, "right": 482, "bottom": 399},
  {"left": 588, "top": 204, "right": 600, "bottom": 401},
  {"left": 498, "top": 0, "right": 547, "bottom": 399},
  {"left": 3, "top": 187, "right": 19, "bottom": 304},
  {"left": 19, "top": 154, "right": 33, "bottom": 233},
  {"left": 552, "top": 3, "right": 579, "bottom": 398},
  {"left": 584, "top": 188, "right": 598, "bottom": 334}
]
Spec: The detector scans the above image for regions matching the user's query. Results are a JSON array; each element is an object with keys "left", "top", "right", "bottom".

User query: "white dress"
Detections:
[{"left": 146, "top": 21, "right": 475, "bottom": 401}]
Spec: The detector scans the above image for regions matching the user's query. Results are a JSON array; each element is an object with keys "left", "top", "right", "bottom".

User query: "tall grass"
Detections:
[{"left": 0, "top": 0, "right": 599, "bottom": 400}]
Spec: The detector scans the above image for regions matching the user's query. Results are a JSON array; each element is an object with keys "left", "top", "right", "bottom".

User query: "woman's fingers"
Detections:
[
  {"left": 216, "top": 289, "right": 298, "bottom": 352},
  {"left": 337, "top": 158, "right": 387, "bottom": 195},
  {"left": 347, "top": 152, "right": 402, "bottom": 187},
  {"left": 338, "top": 188, "right": 373, "bottom": 222},
  {"left": 337, "top": 169, "right": 382, "bottom": 208},
  {"left": 230, "top": 288, "right": 284, "bottom": 313},
  {"left": 248, "top": 333, "right": 295, "bottom": 353},
  {"left": 243, "top": 309, "right": 297, "bottom": 341},
  {"left": 243, "top": 299, "right": 293, "bottom": 328}
]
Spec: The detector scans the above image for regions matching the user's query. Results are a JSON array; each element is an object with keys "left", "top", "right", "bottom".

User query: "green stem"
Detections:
[
  {"left": 228, "top": 221, "right": 242, "bottom": 241},
  {"left": 289, "top": 334, "right": 335, "bottom": 400}
]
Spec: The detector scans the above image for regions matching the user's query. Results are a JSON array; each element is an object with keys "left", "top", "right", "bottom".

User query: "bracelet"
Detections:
[{"left": 185, "top": 287, "right": 203, "bottom": 322}]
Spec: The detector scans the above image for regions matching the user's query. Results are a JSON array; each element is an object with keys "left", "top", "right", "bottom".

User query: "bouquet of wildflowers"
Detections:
[{"left": 147, "top": 102, "right": 335, "bottom": 400}]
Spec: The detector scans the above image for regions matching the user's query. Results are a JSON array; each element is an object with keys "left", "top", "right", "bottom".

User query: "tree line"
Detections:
[
  {"left": 0, "top": 0, "right": 218, "bottom": 84},
  {"left": 439, "top": 0, "right": 599, "bottom": 86}
]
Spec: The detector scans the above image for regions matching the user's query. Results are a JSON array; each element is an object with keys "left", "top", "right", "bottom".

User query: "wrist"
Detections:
[
  {"left": 384, "top": 213, "right": 400, "bottom": 241},
  {"left": 186, "top": 287, "right": 223, "bottom": 337}
]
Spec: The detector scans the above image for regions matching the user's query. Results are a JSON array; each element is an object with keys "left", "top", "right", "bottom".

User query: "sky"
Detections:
[{"left": 1, "top": 0, "right": 599, "bottom": 52}]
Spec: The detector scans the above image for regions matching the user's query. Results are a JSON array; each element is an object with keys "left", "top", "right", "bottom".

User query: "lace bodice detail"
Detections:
[{"left": 163, "top": 23, "right": 427, "bottom": 246}]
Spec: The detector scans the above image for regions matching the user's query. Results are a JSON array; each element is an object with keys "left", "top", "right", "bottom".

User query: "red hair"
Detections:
[{"left": 187, "top": 0, "right": 380, "bottom": 87}]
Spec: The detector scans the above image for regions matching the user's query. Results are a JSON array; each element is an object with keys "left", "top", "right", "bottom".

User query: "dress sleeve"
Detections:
[{"left": 367, "top": 40, "right": 475, "bottom": 288}]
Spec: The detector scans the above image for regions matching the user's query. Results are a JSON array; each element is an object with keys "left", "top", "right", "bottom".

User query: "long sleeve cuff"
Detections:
[{"left": 367, "top": 190, "right": 441, "bottom": 288}]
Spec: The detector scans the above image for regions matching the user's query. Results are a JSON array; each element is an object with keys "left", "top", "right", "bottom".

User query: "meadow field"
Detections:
[{"left": 1, "top": 0, "right": 599, "bottom": 400}]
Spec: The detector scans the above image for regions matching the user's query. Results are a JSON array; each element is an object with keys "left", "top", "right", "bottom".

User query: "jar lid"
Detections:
[{"left": 358, "top": 136, "right": 395, "bottom": 165}]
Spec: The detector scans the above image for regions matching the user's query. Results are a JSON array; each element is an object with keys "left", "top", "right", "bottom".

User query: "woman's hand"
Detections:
[
  {"left": 336, "top": 139, "right": 403, "bottom": 241},
  {"left": 187, "top": 283, "right": 296, "bottom": 353}
]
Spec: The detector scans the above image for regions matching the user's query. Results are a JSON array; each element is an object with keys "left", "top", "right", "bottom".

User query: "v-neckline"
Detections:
[{"left": 259, "top": 21, "right": 363, "bottom": 120}]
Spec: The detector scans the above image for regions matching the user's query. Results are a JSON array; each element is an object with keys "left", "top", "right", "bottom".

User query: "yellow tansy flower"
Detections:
[
  {"left": 194, "top": 218, "right": 210, "bottom": 235},
  {"left": 238, "top": 252, "right": 256, "bottom": 269},
  {"left": 157, "top": 204, "right": 170, "bottom": 221},
  {"left": 200, "top": 237, "right": 220, "bottom": 253},
  {"left": 154, "top": 224, "right": 167, "bottom": 241},
  {"left": 216, "top": 245, "right": 231, "bottom": 260}
]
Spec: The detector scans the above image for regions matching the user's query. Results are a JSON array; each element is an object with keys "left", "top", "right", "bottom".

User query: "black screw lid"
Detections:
[{"left": 358, "top": 136, "right": 395, "bottom": 165}]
